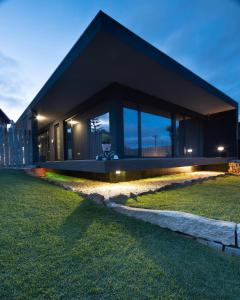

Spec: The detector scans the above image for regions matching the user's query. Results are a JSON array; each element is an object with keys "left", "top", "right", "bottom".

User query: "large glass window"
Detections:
[
  {"left": 90, "top": 112, "right": 110, "bottom": 158},
  {"left": 64, "top": 116, "right": 86, "bottom": 160},
  {"left": 124, "top": 108, "right": 139, "bottom": 156},
  {"left": 54, "top": 124, "right": 60, "bottom": 161},
  {"left": 38, "top": 130, "right": 49, "bottom": 162},
  {"left": 64, "top": 120, "right": 74, "bottom": 160},
  {"left": 141, "top": 112, "right": 172, "bottom": 157},
  {"left": 175, "top": 115, "right": 185, "bottom": 157}
]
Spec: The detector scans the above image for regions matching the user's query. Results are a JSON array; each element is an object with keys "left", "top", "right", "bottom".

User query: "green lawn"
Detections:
[
  {"left": 0, "top": 170, "right": 240, "bottom": 299},
  {"left": 124, "top": 175, "right": 240, "bottom": 223},
  {"left": 45, "top": 171, "right": 88, "bottom": 183},
  {"left": 45, "top": 170, "right": 209, "bottom": 184}
]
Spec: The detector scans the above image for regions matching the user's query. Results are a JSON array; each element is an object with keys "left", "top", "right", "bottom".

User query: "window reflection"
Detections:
[
  {"left": 141, "top": 112, "right": 172, "bottom": 157},
  {"left": 90, "top": 112, "right": 110, "bottom": 158},
  {"left": 54, "top": 124, "right": 61, "bottom": 161},
  {"left": 124, "top": 108, "right": 139, "bottom": 156},
  {"left": 65, "top": 121, "right": 73, "bottom": 160},
  {"left": 175, "top": 115, "right": 185, "bottom": 157}
]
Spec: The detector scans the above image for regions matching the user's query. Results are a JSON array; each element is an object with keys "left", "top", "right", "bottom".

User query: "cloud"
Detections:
[
  {"left": 0, "top": 51, "right": 17, "bottom": 68},
  {"left": 0, "top": 94, "right": 26, "bottom": 121},
  {"left": 0, "top": 51, "right": 29, "bottom": 121}
]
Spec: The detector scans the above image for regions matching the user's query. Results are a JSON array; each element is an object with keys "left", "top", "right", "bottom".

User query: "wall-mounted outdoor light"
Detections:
[
  {"left": 69, "top": 119, "right": 79, "bottom": 126},
  {"left": 217, "top": 145, "right": 225, "bottom": 157},
  {"left": 115, "top": 170, "right": 121, "bottom": 175},
  {"left": 217, "top": 145, "right": 224, "bottom": 152},
  {"left": 187, "top": 148, "right": 193, "bottom": 154},
  {"left": 36, "top": 114, "right": 46, "bottom": 121}
]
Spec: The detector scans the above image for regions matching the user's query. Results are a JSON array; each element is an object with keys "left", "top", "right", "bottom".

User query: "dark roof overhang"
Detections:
[{"left": 17, "top": 11, "right": 238, "bottom": 128}]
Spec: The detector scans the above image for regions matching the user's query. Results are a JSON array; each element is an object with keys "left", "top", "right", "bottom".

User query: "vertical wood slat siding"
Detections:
[{"left": 0, "top": 125, "right": 32, "bottom": 167}]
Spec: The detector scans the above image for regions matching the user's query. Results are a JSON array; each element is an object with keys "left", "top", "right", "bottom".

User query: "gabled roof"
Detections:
[
  {"left": 0, "top": 109, "right": 10, "bottom": 124},
  {"left": 17, "top": 11, "right": 238, "bottom": 127}
]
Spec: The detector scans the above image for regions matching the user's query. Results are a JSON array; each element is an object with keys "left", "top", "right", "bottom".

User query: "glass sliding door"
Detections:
[
  {"left": 64, "top": 116, "right": 86, "bottom": 160},
  {"left": 38, "top": 130, "right": 50, "bottom": 162},
  {"left": 54, "top": 123, "right": 61, "bottom": 161},
  {"left": 123, "top": 107, "right": 139, "bottom": 156},
  {"left": 123, "top": 106, "right": 172, "bottom": 157},
  {"left": 141, "top": 112, "right": 172, "bottom": 157},
  {"left": 89, "top": 112, "right": 110, "bottom": 158},
  {"left": 64, "top": 120, "right": 73, "bottom": 160},
  {"left": 175, "top": 115, "right": 185, "bottom": 156}
]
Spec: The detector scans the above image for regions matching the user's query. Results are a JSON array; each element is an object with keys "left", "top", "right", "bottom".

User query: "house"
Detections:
[
  {"left": 0, "top": 109, "right": 10, "bottom": 166},
  {"left": 0, "top": 109, "right": 10, "bottom": 127},
  {"left": 16, "top": 11, "right": 238, "bottom": 181}
]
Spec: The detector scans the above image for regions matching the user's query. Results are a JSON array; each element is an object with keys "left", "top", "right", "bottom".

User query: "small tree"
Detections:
[{"left": 90, "top": 117, "right": 102, "bottom": 133}]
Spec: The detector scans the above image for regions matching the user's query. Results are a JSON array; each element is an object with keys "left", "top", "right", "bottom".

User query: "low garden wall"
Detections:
[{"left": 106, "top": 202, "right": 240, "bottom": 256}]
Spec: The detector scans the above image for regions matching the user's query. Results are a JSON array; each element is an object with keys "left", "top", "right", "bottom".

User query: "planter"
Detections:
[{"left": 31, "top": 168, "right": 46, "bottom": 177}]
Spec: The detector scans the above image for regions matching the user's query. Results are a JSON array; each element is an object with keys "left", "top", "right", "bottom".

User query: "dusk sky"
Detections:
[{"left": 0, "top": 0, "right": 240, "bottom": 121}]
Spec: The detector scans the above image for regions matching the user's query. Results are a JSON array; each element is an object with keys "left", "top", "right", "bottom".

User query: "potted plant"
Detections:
[{"left": 101, "top": 134, "right": 111, "bottom": 152}]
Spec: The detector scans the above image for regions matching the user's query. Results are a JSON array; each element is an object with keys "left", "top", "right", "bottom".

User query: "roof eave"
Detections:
[{"left": 16, "top": 10, "right": 238, "bottom": 124}]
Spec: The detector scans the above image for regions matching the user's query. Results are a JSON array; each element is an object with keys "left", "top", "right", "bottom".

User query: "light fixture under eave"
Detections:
[
  {"left": 36, "top": 114, "right": 46, "bottom": 121},
  {"left": 115, "top": 170, "right": 121, "bottom": 175},
  {"left": 217, "top": 146, "right": 224, "bottom": 152},
  {"left": 187, "top": 148, "right": 193, "bottom": 153},
  {"left": 69, "top": 119, "right": 79, "bottom": 126}
]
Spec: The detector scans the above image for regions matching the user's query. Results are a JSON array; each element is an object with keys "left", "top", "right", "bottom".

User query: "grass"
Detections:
[
  {"left": 124, "top": 175, "right": 240, "bottom": 223},
  {"left": 45, "top": 170, "right": 203, "bottom": 184},
  {"left": 0, "top": 170, "right": 240, "bottom": 299},
  {"left": 45, "top": 171, "right": 88, "bottom": 183}
]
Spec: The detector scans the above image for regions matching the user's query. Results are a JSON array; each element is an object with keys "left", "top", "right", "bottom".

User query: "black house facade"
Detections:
[{"left": 16, "top": 11, "right": 238, "bottom": 181}]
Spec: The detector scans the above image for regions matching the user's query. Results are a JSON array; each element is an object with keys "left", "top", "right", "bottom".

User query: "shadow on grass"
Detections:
[
  {"left": 58, "top": 199, "right": 94, "bottom": 244},
  {"left": 58, "top": 196, "right": 240, "bottom": 299}
]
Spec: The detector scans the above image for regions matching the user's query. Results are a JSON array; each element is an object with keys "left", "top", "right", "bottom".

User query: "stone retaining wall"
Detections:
[{"left": 106, "top": 202, "right": 240, "bottom": 256}]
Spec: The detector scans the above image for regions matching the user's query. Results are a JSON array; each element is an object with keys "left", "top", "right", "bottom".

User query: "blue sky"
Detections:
[{"left": 0, "top": 0, "right": 240, "bottom": 121}]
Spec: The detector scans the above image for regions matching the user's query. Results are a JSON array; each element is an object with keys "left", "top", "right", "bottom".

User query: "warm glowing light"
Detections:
[
  {"left": 217, "top": 146, "right": 224, "bottom": 152},
  {"left": 187, "top": 148, "right": 193, "bottom": 153},
  {"left": 173, "top": 166, "right": 194, "bottom": 173},
  {"left": 69, "top": 119, "right": 79, "bottom": 126},
  {"left": 115, "top": 170, "right": 121, "bottom": 175},
  {"left": 36, "top": 114, "right": 46, "bottom": 121}
]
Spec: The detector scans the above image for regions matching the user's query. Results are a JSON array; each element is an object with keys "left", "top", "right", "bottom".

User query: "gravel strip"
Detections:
[{"left": 45, "top": 171, "right": 223, "bottom": 202}]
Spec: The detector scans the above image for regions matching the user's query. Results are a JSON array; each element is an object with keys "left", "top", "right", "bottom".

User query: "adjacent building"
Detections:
[
  {"left": 0, "top": 109, "right": 10, "bottom": 127},
  {"left": 16, "top": 11, "right": 238, "bottom": 181}
]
